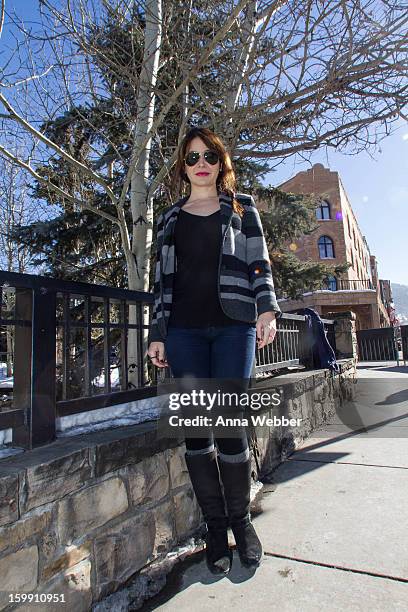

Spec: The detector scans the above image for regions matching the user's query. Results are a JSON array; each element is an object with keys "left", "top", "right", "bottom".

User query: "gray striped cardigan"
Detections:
[{"left": 147, "top": 190, "right": 281, "bottom": 344}]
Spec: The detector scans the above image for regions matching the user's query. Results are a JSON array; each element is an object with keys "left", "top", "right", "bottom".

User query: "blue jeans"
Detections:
[{"left": 164, "top": 324, "right": 257, "bottom": 460}]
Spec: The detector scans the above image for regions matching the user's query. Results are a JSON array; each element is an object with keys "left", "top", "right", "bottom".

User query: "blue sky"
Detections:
[{"left": 266, "top": 122, "right": 408, "bottom": 286}]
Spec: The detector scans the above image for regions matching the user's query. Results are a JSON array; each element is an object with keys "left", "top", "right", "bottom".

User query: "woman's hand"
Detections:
[
  {"left": 147, "top": 342, "right": 169, "bottom": 368},
  {"left": 256, "top": 311, "right": 277, "bottom": 349}
]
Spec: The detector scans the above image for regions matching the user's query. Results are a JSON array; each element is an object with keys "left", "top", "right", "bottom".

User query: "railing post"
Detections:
[
  {"left": 13, "top": 288, "right": 32, "bottom": 449},
  {"left": 14, "top": 286, "right": 57, "bottom": 448},
  {"left": 31, "top": 287, "right": 57, "bottom": 447},
  {"left": 401, "top": 325, "right": 408, "bottom": 365},
  {"left": 327, "top": 311, "right": 357, "bottom": 359}
]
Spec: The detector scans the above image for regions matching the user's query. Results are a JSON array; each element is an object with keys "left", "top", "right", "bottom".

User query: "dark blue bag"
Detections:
[{"left": 297, "top": 307, "right": 339, "bottom": 373}]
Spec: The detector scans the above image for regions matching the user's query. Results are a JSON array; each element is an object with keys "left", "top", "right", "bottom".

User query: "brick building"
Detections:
[{"left": 258, "top": 163, "right": 392, "bottom": 330}]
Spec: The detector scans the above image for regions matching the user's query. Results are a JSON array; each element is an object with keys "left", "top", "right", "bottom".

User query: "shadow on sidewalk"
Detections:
[{"left": 141, "top": 548, "right": 264, "bottom": 610}]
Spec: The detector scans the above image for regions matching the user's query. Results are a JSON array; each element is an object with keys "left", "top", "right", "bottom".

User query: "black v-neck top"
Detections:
[{"left": 168, "top": 208, "right": 253, "bottom": 328}]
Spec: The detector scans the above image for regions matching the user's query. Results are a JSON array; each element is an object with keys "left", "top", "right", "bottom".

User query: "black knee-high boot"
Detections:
[
  {"left": 184, "top": 450, "right": 233, "bottom": 574},
  {"left": 218, "top": 456, "right": 263, "bottom": 568}
]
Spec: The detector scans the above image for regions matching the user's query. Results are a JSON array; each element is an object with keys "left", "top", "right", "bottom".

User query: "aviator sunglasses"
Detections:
[{"left": 184, "top": 150, "right": 220, "bottom": 166}]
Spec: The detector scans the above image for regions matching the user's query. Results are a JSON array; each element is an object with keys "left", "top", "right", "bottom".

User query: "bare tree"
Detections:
[
  {"left": 0, "top": 156, "right": 37, "bottom": 377},
  {"left": 0, "top": 0, "right": 406, "bottom": 384},
  {"left": 0, "top": 159, "right": 34, "bottom": 273}
]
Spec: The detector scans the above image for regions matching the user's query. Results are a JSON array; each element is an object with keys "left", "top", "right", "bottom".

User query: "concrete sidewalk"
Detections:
[{"left": 143, "top": 363, "right": 408, "bottom": 611}]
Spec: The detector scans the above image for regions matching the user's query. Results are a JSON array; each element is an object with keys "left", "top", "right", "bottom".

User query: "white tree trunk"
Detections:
[{"left": 127, "top": 0, "right": 162, "bottom": 387}]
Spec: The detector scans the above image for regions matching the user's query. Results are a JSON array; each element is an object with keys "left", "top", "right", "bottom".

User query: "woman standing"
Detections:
[{"left": 147, "top": 127, "right": 280, "bottom": 575}]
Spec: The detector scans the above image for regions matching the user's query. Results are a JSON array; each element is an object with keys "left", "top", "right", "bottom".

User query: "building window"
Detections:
[
  {"left": 325, "top": 275, "right": 337, "bottom": 291},
  {"left": 318, "top": 235, "right": 335, "bottom": 258},
  {"left": 316, "top": 200, "right": 331, "bottom": 220}
]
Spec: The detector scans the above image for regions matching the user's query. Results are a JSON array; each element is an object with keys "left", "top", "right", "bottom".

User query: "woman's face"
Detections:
[{"left": 184, "top": 136, "right": 221, "bottom": 189}]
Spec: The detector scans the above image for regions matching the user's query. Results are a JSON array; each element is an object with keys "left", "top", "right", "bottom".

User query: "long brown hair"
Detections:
[{"left": 171, "top": 127, "right": 245, "bottom": 217}]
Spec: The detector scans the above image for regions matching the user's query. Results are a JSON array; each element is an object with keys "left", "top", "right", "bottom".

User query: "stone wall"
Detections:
[
  {"left": 249, "top": 359, "right": 356, "bottom": 481},
  {"left": 0, "top": 359, "right": 355, "bottom": 611},
  {"left": 328, "top": 311, "right": 358, "bottom": 359}
]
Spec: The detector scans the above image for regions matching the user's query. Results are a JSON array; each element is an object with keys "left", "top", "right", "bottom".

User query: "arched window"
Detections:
[
  {"left": 316, "top": 200, "right": 331, "bottom": 220},
  {"left": 324, "top": 275, "right": 338, "bottom": 291},
  {"left": 318, "top": 235, "right": 335, "bottom": 258}
]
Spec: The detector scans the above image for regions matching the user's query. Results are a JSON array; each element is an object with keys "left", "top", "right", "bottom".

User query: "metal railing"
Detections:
[
  {"left": 0, "top": 270, "right": 336, "bottom": 449},
  {"left": 356, "top": 327, "right": 398, "bottom": 361},
  {"left": 356, "top": 325, "right": 407, "bottom": 364},
  {"left": 401, "top": 325, "right": 408, "bottom": 364},
  {"left": 255, "top": 313, "right": 310, "bottom": 373},
  {"left": 321, "top": 278, "right": 374, "bottom": 291}
]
